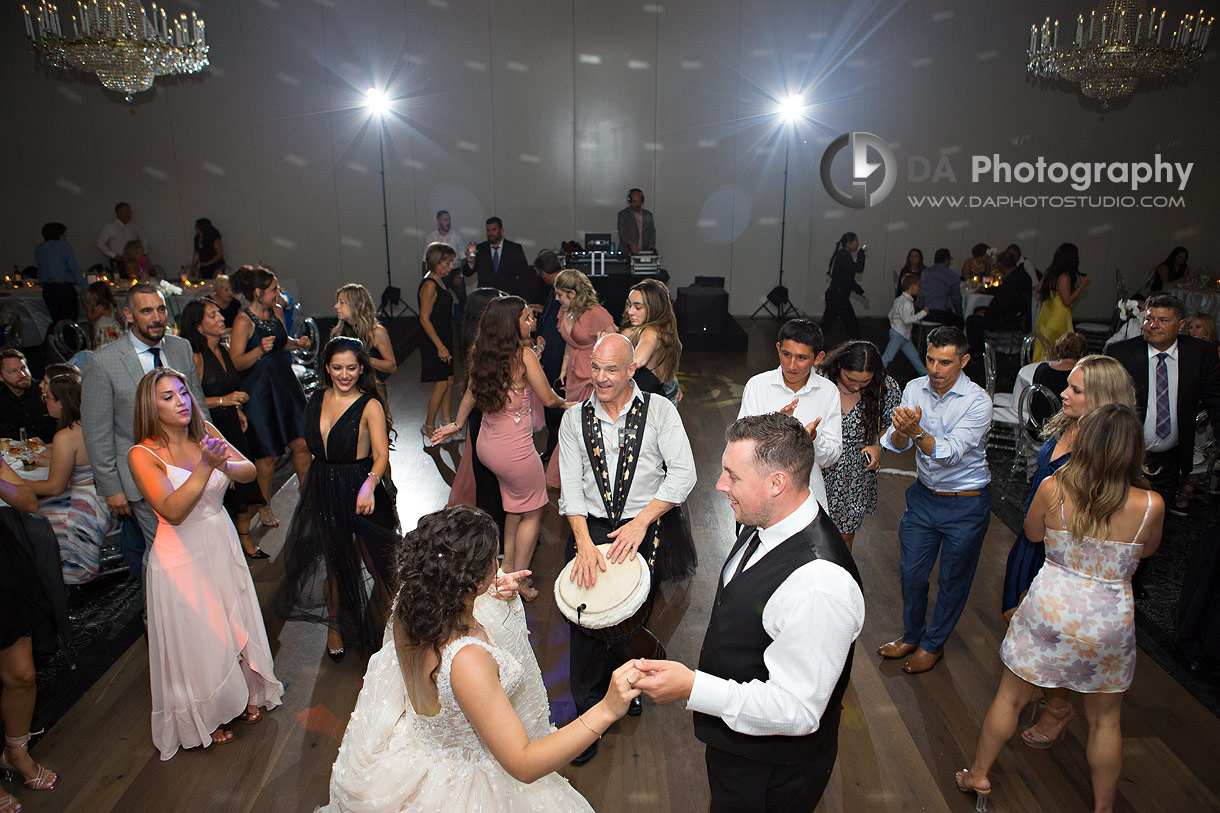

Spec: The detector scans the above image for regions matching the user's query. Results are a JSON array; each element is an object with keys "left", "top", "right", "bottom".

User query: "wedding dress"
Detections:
[{"left": 321, "top": 596, "right": 594, "bottom": 812}]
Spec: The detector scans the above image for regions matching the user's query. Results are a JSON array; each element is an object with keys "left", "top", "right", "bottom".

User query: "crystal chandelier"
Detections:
[
  {"left": 1027, "top": 1, "right": 1211, "bottom": 104},
  {"left": 22, "top": 1, "right": 208, "bottom": 101}
]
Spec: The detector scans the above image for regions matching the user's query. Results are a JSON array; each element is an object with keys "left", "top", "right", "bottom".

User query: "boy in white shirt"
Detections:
[{"left": 882, "top": 273, "right": 929, "bottom": 372}]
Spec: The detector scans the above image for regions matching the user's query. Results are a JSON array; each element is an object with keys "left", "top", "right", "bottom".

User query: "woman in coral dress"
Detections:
[
  {"left": 128, "top": 368, "right": 283, "bottom": 760},
  {"left": 956, "top": 405, "right": 1163, "bottom": 813},
  {"left": 433, "top": 297, "right": 569, "bottom": 600}
]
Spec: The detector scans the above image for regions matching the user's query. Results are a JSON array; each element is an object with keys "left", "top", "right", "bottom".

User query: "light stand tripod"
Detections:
[
  {"left": 752, "top": 130, "right": 804, "bottom": 320},
  {"left": 367, "top": 91, "right": 416, "bottom": 320}
]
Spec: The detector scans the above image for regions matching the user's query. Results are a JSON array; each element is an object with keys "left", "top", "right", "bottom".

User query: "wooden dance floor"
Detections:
[{"left": 20, "top": 319, "right": 1220, "bottom": 812}]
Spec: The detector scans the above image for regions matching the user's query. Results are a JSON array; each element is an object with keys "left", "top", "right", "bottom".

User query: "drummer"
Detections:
[{"left": 557, "top": 333, "right": 696, "bottom": 766}]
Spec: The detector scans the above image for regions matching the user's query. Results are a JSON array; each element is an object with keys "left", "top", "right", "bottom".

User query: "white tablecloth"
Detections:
[
  {"left": 963, "top": 290, "right": 994, "bottom": 315},
  {"left": 1167, "top": 285, "right": 1220, "bottom": 325}
]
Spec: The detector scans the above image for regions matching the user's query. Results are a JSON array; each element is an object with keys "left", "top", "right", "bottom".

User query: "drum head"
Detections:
[{"left": 555, "top": 543, "right": 649, "bottom": 627}]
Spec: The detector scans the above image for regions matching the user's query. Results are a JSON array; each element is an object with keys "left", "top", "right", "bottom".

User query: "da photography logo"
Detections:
[{"left": 820, "top": 132, "right": 897, "bottom": 209}]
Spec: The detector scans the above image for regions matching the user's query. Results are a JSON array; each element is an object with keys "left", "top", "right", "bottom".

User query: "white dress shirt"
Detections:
[
  {"left": 888, "top": 292, "right": 926, "bottom": 338},
  {"left": 686, "top": 495, "right": 865, "bottom": 736},
  {"left": 128, "top": 329, "right": 167, "bottom": 375},
  {"left": 737, "top": 368, "right": 843, "bottom": 511},
  {"left": 1144, "top": 340, "right": 1180, "bottom": 452},
  {"left": 557, "top": 382, "right": 696, "bottom": 519},
  {"left": 97, "top": 218, "right": 149, "bottom": 260}
]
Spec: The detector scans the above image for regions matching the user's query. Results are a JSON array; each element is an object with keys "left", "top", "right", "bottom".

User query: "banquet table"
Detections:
[
  {"left": 1167, "top": 285, "right": 1220, "bottom": 325},
  {"left": 963, "top": 288, "right": 995, "bottom": 315},
  {"left": 0, "top": 281, "right": 214, "bottom": 346}
]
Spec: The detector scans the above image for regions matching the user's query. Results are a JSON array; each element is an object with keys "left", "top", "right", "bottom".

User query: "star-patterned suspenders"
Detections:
[{"left": 581, "top": 393, "right": 659, "bottom": 562}]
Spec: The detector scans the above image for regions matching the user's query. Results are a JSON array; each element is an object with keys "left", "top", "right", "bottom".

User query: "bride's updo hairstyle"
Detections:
[{"left": 394, "top": 506, "right": 500, "bottom": 682}]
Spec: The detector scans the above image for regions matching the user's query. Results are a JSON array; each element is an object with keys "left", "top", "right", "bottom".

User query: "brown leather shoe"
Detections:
[
  {"left": 877, "top": 638, "right": 918, "bottom": 659},
  {"left": 902, "top": 647, "right": 943, "bottom": 674}
]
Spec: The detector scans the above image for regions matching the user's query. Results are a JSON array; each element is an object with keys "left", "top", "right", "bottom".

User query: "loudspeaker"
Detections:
[
  {"left": 694, "top": 276, "right": 725, "bottom": 288},
  {"left": 677, "top": 284, "right": 728, "bottom": 334}
]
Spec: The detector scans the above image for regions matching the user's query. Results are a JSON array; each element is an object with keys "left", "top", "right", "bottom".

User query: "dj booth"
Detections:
[{"left": 560, "top": 251, "right": 667, "bottom": 320}]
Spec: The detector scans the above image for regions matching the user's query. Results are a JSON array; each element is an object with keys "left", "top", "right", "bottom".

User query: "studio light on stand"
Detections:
[
  {"left": 365, "top": 87, "right": 415, "bottom": 319},
  {"left": 752, "top": 94, "right": 806, "bottom": 320}
]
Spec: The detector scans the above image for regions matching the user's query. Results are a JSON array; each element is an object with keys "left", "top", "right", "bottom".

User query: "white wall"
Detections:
[{"left": 2, "top": 0, "right": 1216, "bottom": 319}]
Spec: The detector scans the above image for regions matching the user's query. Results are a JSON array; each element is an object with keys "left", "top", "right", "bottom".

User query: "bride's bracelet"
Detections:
[{"left": 575, "top": 714, "right": 602, "bottom": 739}]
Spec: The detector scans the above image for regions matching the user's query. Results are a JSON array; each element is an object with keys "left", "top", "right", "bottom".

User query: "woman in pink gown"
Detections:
[
  {"left": 434, "top": 296, "right": 569, "bottom": 600},
  {"left": 127, "top": 368, "right": 284, "bottom": 759},
  {"left": 545, "top": 269, "right": 614, "bottom": 488}
]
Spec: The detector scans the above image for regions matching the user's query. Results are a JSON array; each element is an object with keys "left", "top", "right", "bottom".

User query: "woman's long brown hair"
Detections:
[{"left": 1052, "top": 404, "right": 1149, "bottom": 542}]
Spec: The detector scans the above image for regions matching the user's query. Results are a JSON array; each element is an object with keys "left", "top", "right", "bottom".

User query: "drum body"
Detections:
[{"left": 555, "top": 543, "right": 666, "bottom": 660}]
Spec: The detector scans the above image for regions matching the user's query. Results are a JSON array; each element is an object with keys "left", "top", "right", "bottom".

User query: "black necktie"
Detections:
[
  {"left": 150, "top": 346, "right": 162, "bottom": 368},
  {"left": 729, "top": 531, "right": 761, "bottom": 584}
]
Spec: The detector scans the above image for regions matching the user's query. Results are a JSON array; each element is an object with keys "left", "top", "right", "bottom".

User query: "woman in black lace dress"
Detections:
[
  {"left": 229, "top": 265, "right": 312, "bottom": 527},
  {"left": 272, "top": 337, "right": 400, "bottom": 659},
  {"left": 181, "top": 298, "right": 269, "bottom": 559}
]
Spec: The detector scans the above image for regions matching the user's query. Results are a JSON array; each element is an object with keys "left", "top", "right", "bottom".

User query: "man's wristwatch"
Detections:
[{"left": 911, "top": 430, "right": 927, "bottom": 443}]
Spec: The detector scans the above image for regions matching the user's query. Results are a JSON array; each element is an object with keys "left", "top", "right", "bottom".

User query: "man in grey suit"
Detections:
[
  {"left": 82, "top": 282, "right": 208, "bottom": 578},
  {"left": 616, "top": 188, "right": 656, "bottom": 255}
]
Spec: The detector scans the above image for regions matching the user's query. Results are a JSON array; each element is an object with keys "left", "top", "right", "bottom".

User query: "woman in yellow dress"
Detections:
[{"left": 1034, "top": 242, "right": 1091, "bottom": 361}]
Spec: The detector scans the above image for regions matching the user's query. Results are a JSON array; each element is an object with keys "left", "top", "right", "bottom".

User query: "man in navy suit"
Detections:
[{"left": 460, "top": 216, "right": 532, "bottom": 301}]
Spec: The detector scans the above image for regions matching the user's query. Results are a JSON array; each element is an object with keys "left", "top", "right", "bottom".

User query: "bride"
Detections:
[{"left": 322, "top": 505, "right": 641, "bottom": 812}]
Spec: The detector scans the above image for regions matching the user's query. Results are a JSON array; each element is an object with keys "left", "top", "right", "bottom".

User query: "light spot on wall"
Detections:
[
  {"left": 1087, "top": 223, "right": 1113, "bottom": 236},
  {"left": 628, "top": 60, "right": 650, "bottom": 70},
  {"left": 577, "top": 141, "right": 597, "bottom": 150},
  {"left": 579, "top": 54, "right": 601, "bottom": 64},
  {"left": 939, "top": 145, "right": 962, "bottom": 155},
  {"left": 846, "top": 59, "right": 868, "bottom": 69},
  {"left": 284, "top": 154, "right": 308, "bottom": 167},
  {"left": 1172, "top": 226, "right": 1201, "bottom": 239},
  {"left": 932, "top": 10, "right": 955, "bottom": 21},
  {"left": 314, "top": 0, "right": 336, "bottom": 9},
  {"left": 809, "top": 31, "right": 827, "bottom": 41},
  {"left": 207, "top": 66, "right": 226, "bottom": 78},
  {"left": 643, "top": 4, "right": 663, "bottom": 12},
  {"left": 947, "top": 220, "right": 970, "bottom": 230},
  {"left": 887, "top": 221, "right": 908, "bottom": 231},
  {"left": 200, "top": 162, "right": 225, "bottom": 176},
  {"left": 465, "top": 60, "right": 487, "bottom": 71},
  {"left": 341, "top": 237, "right": 363, "bottom": 248},
  {"left": 56, "top": 178, "right": 84, "bottom": 195},
  {"left": 346, "top": 162, "right": 369, "bottom": 174},
  {"left": 750, "top": 48, "right": 772, "bottom": 58},
  {"left": 406, "top": 54, "right": 424, "bottom": 67},
  {"left": 1016, "top": 229, "right": 1039, "bottom": 240},
  {"left": 403, "top": 159, "right": 425, "bottom": 169},
  {"left": 911, "top": 57, "right": 933, "bottom": 68},
  {"left": 257, "top": 0, "right": 281, "bottom": 9},
  {"left": 976, "top": 50, "right": 1000, "bottom": 61},
  {"left": 271, "top": 237, "right": 295, "bottom": 249},
  {"left": 456, "top": 141, "right": 479, "bottom": 152},
  {"left": 56, "top": 87, "right": 83, "bottom": 104},
  {"left": 681, "top": 60, "right": 702, "bottom": 69},
  {"left": 644, "top": 143, "right": 664, "bottom": 151},
  {"left": 143, "top": 166, "right": 168, "bottom": 181},
  {"left": 823, "top": 210, "right": 845, "bottom": 219},
  {"left": 518, "top": 154, "right": 541, "bottom": 164},
  {"left": 697, "top": 139, "right": 718, "bottom": 148},
  {"left": 402, "top": 227, "right": 424, "bottom": 237},
  {"left": 427, "top": 0, "right": 449, "bottom": 7},
  {"left": 507, "top": 62, "right": 529, "bottom": 73},
  {"left": 701, "top": 185, "right": 752, "bottom": 244},
  {"left": 277, "top": 72, "right": 300, "bottom": 86},
  {"left": 757, "top": 216, "right": 778, "bottom": 226}
]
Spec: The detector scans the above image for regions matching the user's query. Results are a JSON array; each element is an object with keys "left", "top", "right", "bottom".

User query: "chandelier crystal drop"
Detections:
[
  {"left": 1027, "top": 1, "right": 1211, "bottom": 104},
  {"left": 22, "top": 0, "right": 208, "bottom": 101}
]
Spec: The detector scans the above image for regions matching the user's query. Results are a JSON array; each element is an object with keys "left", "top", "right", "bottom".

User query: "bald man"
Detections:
[{"left": 558, "top": 334, "right": 697, "bottom": 764}]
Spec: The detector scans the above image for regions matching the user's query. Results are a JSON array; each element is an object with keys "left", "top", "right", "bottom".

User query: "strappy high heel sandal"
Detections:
[
  {"left": 257, "top": 506, "right": 280, "bottom": 528},
  {"left": 1022, "top": 701, "right": 1075, "bottom": 749},
  {"left": 1, "top": 790, "right": 21, "bottom": 813},
  {"left": 955, "top": 769, "right": 991, "bottom": 812},
  {"left": 0, "top": 734, "right": 59, "bottom": 792}
]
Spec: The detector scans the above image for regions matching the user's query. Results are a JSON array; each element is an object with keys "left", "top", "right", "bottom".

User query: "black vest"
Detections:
[{"left": 693, "top": 509, "right": 862, "bottom": 764}]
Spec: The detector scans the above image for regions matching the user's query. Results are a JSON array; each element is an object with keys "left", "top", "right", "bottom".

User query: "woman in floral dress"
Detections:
[
  {"left": 819, "top": 341, "right": 900, "bottom": 549},
  {"left": 956, "top": 405, "right": 1163, "bottom": 813}
]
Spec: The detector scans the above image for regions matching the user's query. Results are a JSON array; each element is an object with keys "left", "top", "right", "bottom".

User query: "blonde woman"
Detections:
[
  {"left": 958, "top": 405, "right": 1163, "bottom": 813},
  {"left": 331, "top": 284, "right": 397, "bottom": 379},
  {"left": 127, "top": 368, "right": 283, "bottom": 759},
  {"left": 619, "top": 278, "right": 682, "bottom": 404},
  {"left": 554, "top": 269, "right": 615, "bottom": 402}
]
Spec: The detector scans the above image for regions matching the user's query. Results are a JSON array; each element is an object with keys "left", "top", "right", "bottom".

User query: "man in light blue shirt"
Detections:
[
  {"left": 920, "top": 248, "right": 963, "bottom": 328},
  {"left": 35, "top": 221, "right": 87, "bottom": 326},
  {"left": 877, "top": 326, "right": 992, "bottom": 673}
]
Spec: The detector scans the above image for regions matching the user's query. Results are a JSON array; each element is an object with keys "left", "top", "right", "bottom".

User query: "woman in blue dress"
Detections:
[
  {"left": 1001, "top": 354, "right": 1137, "bottom": 620},
  {"left": 229, "top": 265, "right": 313, "bottom": 526}
]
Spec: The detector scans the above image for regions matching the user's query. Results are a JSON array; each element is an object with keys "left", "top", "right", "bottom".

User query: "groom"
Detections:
[{"left": 634, "top": 413, "right": 864, "bottom": 811}]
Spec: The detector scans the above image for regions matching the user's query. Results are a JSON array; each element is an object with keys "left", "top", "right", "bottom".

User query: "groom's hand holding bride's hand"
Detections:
[{"left": 631, "top": 658, "right": 695, "bottom": 704}]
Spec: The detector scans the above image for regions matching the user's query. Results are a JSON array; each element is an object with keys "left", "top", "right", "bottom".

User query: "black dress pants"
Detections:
[
  {"left": 41, "top": 282, "right": 79, "bottom": 327},
  {"left": 1177, "top": 522, "right": 1220, "bottom": 668},
  {"left": 821, "top": 288, "right": 859, "bottom": 338},
  {"left": 566, "top": 516, "right": 656, "bottom": 714},
  {"left": 705, "top": 745, "right": 836, "bottom": 813}
]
